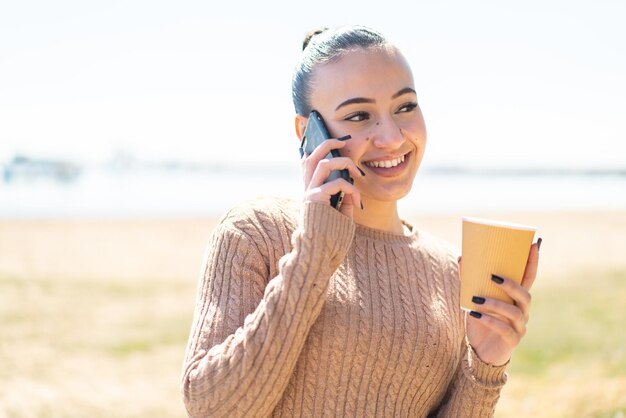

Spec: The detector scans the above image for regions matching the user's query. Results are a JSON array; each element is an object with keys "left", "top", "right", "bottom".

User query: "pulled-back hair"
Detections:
[{"left": 292, "top": 25, "right": 390, "bottom": 116}]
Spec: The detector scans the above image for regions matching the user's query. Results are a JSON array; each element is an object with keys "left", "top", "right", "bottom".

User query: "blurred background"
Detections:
[{"left": 1, "top": 0, "right": 625, "bottom": 417}]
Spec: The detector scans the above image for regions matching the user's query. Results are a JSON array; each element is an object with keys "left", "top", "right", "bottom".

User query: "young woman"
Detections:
[{"left": 181, "top": 25, "right": 540, "bottom": 417}]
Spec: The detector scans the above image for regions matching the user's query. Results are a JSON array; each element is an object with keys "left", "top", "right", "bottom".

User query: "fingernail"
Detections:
[
  {"left": 469, "top": 311, "right": 482, "bottom": 319},
  {"left": 360, "top": 201, "right": 364, "bottom": 210},
  {"left": 537, "top": 237, "right": 543, "bottom": 251},
  {"left": 457, "top": 256, "right": 462, "bottom": 264},
  {"left": 472, "top": 296, "right": 486, "bottom": 305},
  {"left": 337, "top": 135, "right": 352, "bottom": 141},
  {"left": 357, "top": 167, "right": 366, "bottom": 176},
  {"left": 491, "top": 274, "right": 504, "bottom": 284}
]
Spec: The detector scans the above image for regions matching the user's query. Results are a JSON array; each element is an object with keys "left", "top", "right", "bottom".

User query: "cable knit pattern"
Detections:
[{"left": 181, "top": 197, "right": 508, "bottom": 418}]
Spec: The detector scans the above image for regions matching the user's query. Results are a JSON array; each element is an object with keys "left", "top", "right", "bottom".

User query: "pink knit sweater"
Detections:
[{"left": 181, "top": 198, "right": 507, "bottom": 417}]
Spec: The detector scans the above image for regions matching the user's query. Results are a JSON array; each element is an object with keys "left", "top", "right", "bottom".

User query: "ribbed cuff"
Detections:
[{"left": 463, "top": 342, "right": 508, "bottom": 388}]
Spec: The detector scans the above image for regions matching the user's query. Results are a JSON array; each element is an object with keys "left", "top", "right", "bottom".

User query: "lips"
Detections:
[{"left": 361, "top": 152, "right": 411, "bottom": 177}]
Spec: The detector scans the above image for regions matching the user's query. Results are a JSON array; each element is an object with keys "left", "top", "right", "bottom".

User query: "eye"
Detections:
[
  {"left": 397, "top": 102, "right": 418, "bottom": 113},
  {"left": 344, "top": 111, "right": 370, "bottom": 122}
]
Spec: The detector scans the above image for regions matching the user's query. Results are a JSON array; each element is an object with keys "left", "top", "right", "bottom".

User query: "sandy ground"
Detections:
[{"left": 1, "top": 210, "right": 625, "bottom": 283}]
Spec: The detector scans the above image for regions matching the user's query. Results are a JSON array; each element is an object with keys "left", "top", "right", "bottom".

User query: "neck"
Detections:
[{"left": 352, "top": 197, "right": 404, "bottom": 235}]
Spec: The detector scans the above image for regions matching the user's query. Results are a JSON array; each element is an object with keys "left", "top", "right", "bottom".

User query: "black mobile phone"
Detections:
[{"left": 299, "top": 110, "right": 352, "bottom": 209}]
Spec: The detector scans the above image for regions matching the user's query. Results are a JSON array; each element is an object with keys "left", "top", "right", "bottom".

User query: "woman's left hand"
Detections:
[{"left": 463, "top": 239, "right": 541, "bottom": 366}]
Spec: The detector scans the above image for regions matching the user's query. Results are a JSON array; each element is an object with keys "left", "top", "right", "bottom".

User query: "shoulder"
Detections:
[
  {"left": 213, "top": 196, "right": 301, "bottom": 248},
  {"left": 221, "top": 196, "right": 300, "bottom": 232}
]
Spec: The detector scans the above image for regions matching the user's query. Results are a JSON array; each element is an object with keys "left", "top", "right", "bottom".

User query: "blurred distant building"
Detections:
[{"left": 3, "top": 155, "right": 82, "bottom": 183}]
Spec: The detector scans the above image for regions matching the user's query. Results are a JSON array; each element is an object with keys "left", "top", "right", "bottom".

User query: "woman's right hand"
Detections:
[{"left": 300, "top": 137, "right": 364, "bottom": 218}]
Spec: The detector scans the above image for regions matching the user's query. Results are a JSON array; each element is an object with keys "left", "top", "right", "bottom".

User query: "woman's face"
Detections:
[{"left": 301, "top": 47, "right": 427, "bottom": 204}]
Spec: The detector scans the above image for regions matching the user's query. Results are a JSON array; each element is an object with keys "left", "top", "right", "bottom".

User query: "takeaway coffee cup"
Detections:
[{"left": 460, "top": 217, "right": 537, "bottom": 311}]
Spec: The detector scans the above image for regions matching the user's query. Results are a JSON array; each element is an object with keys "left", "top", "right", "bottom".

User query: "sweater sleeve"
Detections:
[
  {"left": 181, "top": 201, "right": 355, "bottom": 418},
  {"left": 434, "top": 254, "right": 508, "bottom": 417},
  {"left": 433, "top": 337, "right": 508, "bottom": 417}
]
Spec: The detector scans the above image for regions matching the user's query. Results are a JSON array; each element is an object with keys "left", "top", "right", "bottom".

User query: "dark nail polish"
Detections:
[
  {"left": 357, "top": 167, "right": 366, "bottom": 176},
  {"left": 537, "top": 237, "right": 543, "bottom": 251},
  {"left": 472, "top": 296, "right": 486, "bottom": 305},
  {"left": 491, "top": 274, "right": 505, "bottom": 284},
  {"left": 469, "top": 311, "right": 482, "bottom": 319},
  {"left": 337, "top": 135, "right": 352, "bottom": 141}
]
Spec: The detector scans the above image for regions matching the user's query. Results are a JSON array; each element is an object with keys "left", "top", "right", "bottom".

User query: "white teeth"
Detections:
[{"left": 365, "top": 154, "right": 406, "bottom": 168}]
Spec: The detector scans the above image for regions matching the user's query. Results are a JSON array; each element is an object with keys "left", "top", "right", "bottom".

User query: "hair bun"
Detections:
[{"left": 302, "top": 28, "right": 328, "bottom": 51}]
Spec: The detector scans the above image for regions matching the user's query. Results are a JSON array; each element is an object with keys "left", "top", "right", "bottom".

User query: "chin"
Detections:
[{"left": 366, "top": 182, "right": 415, "bottom": 202}]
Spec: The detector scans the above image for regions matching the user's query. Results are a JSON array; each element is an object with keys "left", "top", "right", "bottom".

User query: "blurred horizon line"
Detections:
[{"left": 2, "top": 152, "right": 626, "bottom": 185}]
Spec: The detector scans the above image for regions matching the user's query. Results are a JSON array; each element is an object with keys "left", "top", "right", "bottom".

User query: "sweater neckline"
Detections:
[{"left": 354, "top": 220, "right": 418, "bottom": 244}]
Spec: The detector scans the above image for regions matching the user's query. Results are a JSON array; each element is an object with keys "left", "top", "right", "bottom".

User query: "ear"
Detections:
[{"left": 294, "top": 114, "right": 308, "bottom": 141}]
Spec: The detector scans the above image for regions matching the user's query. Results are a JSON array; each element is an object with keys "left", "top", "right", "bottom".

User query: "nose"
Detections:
[{"left": 371, "top": 116, "right": 405, "bottom": 149}]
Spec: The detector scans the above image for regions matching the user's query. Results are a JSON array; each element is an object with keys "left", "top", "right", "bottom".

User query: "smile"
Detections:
[{"left": 363, "top": 152, "right": 408, "bottom": 168}]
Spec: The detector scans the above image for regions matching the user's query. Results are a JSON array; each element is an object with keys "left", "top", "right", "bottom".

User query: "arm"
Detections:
[
  {"left": 433, "top": 336, "right": 508, "bottom": 417},
  {"left": 430, "top": 253, "right": 508, "bottom": 417},
  {"left": 181, "top": 201, "right": 355, "bottom": 418},
  {"left": 435, "top": 239, "right": 542, "bottom": 416}
]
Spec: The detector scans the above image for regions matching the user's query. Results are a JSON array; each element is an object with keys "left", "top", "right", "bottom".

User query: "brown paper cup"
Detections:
[{"left": 460, "top": 217, "right": 537, "bottom": 312}]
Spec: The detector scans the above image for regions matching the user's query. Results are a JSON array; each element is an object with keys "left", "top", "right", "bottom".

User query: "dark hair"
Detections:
[{"left": 292, "top": 25, "right": 390, "bottom": 116}]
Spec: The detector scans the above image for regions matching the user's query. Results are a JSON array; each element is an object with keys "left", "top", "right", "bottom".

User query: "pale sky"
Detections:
[{"left": 1, "top": 0, "right": 625, "bottom": 169}]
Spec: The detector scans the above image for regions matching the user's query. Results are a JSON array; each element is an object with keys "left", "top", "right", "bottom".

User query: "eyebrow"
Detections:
[
  {"left": 335, "top": 97, "right": 374, "bottom": 111},
  {"left": 335, "top": 87, "right": 417, "bottom": 111},
  {"left": 392, "top": 87, "right": 417, "bottom": 99}
]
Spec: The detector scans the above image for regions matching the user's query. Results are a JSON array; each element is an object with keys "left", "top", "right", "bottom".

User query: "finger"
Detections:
[
  {"left": 300, "top": 153, "right": 313, "bottom": 187},
  {"left": 521, "top": 239, "right": 541, "bottom": 290},
  {"left": 306, "top": 138, "right": 348, "bottom": 166},
  {"left": 468, "top": 311, "right": 521, "bottom": 346},
  {"left": 339, "top": 195, "right": 354, "bottom": 218},
  {"left": 308, "top": 157, "right": 364, "bottom": 189},
  {"left": 338, "top": 190, "right": 362, "bottom": 218},
  {"left": 472, "top": 296, "right": 527, "bottom": 336},
  {"left": 349, "top": 192, "right": 362, "bottom": 211},
  {"left": 305, "top": 179, "right": 362, "bottom": 209},
  {"left": 491, "top": 274, "right": 532, "bottom": 319},
  {"left": 301, "top": 140, "right": 348, "bottom": 186}
]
